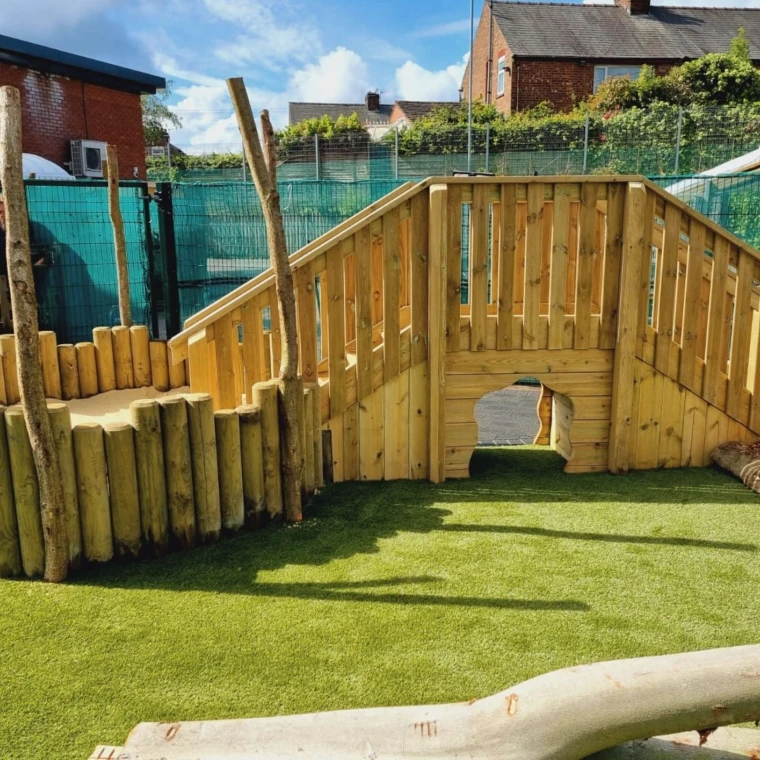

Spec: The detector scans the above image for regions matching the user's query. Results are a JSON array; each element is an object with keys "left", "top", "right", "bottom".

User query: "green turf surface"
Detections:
[{"left": 2, "top": 447, "right": 759, "bottom": 759}]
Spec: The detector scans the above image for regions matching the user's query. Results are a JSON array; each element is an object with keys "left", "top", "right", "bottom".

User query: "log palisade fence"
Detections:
[
  {"left": 169, "top": 176, "right": 760, "bottom": 483},
  {"left": 0, "top": 324, "right": 322, "bottom": 579}
]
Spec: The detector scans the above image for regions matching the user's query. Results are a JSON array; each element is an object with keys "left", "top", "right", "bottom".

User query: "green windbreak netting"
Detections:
[
  {"left": 25, "top": 180, "right": 153, "bottom": 344},
  {"left": 170, "top": 179, "right": 406, "bottom": 324},
  {"left": 650, "top": 173, "right": 760, "bottom": 251}
]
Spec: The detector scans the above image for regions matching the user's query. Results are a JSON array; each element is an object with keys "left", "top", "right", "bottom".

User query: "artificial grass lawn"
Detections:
[{"left": 3, "top": 447, "right": 760, "bottom": 759}]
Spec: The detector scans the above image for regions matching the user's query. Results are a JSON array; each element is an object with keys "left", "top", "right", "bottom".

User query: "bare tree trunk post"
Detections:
[
  {"left": 227, "top": 78, "right": 302, "bottom": 522},
  {"left": 0, "top": 86, "right": 68, "bottom": 582},
  {"left": 106, "top": 144, "right": 132, "bottom": 327}
]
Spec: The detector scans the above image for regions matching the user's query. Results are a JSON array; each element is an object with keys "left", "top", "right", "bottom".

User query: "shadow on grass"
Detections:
[{"left": 72, "top": 447, "right": 756, "bottom": 607}]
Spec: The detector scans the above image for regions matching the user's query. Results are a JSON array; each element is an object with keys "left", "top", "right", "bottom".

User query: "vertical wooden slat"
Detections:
[
  {"left": 540, "top": 201, "right": 553, "bottom": 315},
  {"left": 344, "top": 253, "right": 357, "bottom": 345},
  {"left": 470, "top": 184, "right": 489, "bottom": 352},
  {"left": 496, "top": 184, "right": 517, "bottom": 350},
  {"left": 370, "top": 223, "right": 384, "bottom": 326},
  {"left": 296, "top": 261, "right": 317, "bottom": 385},
  {"left": 343, "top": 403, "right": 359, "bottom": 481},
  {"left": 410, "top": 191, "right": 429, "bottom": 366},
  {"left": 188, "top": 331, "right": 210, "bottom": 395},
  {"left": 326, "top": 245, "right": 346, "bottom": 418},
  {"left": 726, "top": 250, "right": 753, "bottom": 421},
  {"left": 384, "top": 371, "right": 409, "bottom": 480},
  {"left": 635, "top": 193, "right": 657, "bottom": 357},
  {"left": 399, "top": 215, "right": 410, "bottom": 308},
  {"left": 429, "top": 184, "right": 448, "bottom": 483},
  {"left": 269, "top": 288, "right": 281, "bottom": 378},
  {"left": 599, "top": 182, "right": 625, "bottom": 350},
  {"left": 575, "top": 182, "right": 598, "bottom": 349},
  {"left": 523, "top": 183, "right": 544, "bottom": 350},
  {"left": 679, "top": 219, "right": 706, "bottom": 392},
  {"left": 490, "top": 200, "right": 501, "bottom": 306},
  {"left": 565, "top": 200, "right": 579, "bottom": 314},
  {"left": 213, "top": 313, "right": 237, "bottom": 409},
  {"left": 354, "top": 225, "right": 373, "bottom": 401},
  {"left": 383, "top": 206, "right": 401, "bottom": 381},
  {"left": 359, "top": 387, "right": 384, "bottom": 480},
  {"left": 549, "top": 184, "right": 570, "bottom": 349},
  {"left": 609, "top": 182, "right": 647, "bottom": 474},
  {"left": 445, "top": 184, "right": 462, "bottom": 352},
  {"left": 654, "top": 203, "right": 682, "bottom": 374},
  {"left": 241, "top": 298, "right": 266, "bottom": 391}
]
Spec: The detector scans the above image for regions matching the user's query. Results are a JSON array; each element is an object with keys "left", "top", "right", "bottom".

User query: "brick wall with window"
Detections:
[{"left": 0, "top": 62, "right": 146, "bottom": 179}]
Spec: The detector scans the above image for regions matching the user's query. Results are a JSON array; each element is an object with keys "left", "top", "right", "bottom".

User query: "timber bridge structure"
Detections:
[{"left": 168, "top": 176, "right": 760, "bottom": 483}]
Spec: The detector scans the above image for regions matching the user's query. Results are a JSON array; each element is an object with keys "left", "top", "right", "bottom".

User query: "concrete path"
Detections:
[{"left": 474, "top": 385, "right": 540, "bottom": 446}]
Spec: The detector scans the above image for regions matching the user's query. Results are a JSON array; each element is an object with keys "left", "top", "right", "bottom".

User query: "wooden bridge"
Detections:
[{"left": 168, "top": 176, "right": 760, "bottom": 483}]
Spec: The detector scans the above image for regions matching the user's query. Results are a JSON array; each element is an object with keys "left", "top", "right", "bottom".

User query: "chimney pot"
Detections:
[{"left": 365, "top": 92, "right": 380, "bottom": 111}]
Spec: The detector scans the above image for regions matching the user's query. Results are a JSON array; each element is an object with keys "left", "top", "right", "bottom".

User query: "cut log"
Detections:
[
  {"left": 185, "top": 393, "right": 220, "bottom": 543},
  {"left": 711, "top": 441, "right": 760, "bottom": 492},
  {"left": 123, "top": 645, "right": 760, "bottom": 760},
  {"left": 595, "top": 727, "right": 760, "bottom": 758},
  {"left": 103, "top": 422, "right": 141, "bottom": 558}
]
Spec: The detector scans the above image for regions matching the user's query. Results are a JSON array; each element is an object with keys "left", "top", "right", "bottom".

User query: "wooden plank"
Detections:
[
  {"left": 681, "top": 391, "right": 708, "bottom": 467},
  {"left": 269, "top": 288, "right": 281, "bottom": 378},
  {"left": 634, "top": 364, "right": 663, "bottom": 470},
  {"left": 358, "top": 386, "right": 384, "bottom": 480},
  {"left": 428, "top": 184, "right": 448, "bottom": 483},
  {"left": 354, "top": 225, "right": 373, "bottom": 400},
  {"left": 241, "top": 298, "right": 266, "bottom": 393},
  {"left": 188, "top": 331, "right": 210, "bottom": 395},
  {"left": 658, "top": 376, "right": 685, "bottom": 468},
  {"left": 445, "top": 184, "right": 462, "bottom": 352},
  {"left": 470, "top": 183, "right": 489, "bottom": 351},
  {"left": 679, "top": 219, "right": 707, "bottom": 393},
  {"left": 704, "top": 237, "right": 730, "bottom": 409},
  {"left": 326, "top": 415, "right": 344, "bottom": 483},
  {"left": 609, "top": 183, "right": 648, "bottom": 474},
  {"left": 213, "top": 312, "right": 237, "bottom": 409},
  {"left": 549, "top": 184, "right": 571, "bottom": 350},
  {"left": 575, "top": 182, "right": 598, "bottom": 350},
  {"left": 409, "top": 361, "right": 429, "bottom": 479},
  {"left": 296, "top": 261, "right": 318, "bottom": 385},
  {"left": 383, "top": 370, "right": 409, "bottom": 480},
  {"left": 571, "top": 396, "right": 612, "bottom": 421},
  {"left": 371, "top": 225, "right": 384, "bottom": 326},
  {"left": 704, "top": 404, "right": 727, "bottom": 462},
  {"left": 445, "top": 348, "right": 613, "bottom": 374},
  {"left": 600, "top": 182, "right": 625, "bottom": 349},
  {"left": 383, "top": 206, "right": 401, "bottom": 380},
  {"left": 496, "top": 184, "right": 517, "bottom": 350},
  {"left": 523, "top": 183, "right": 544, "bottom": 350},
  {"left": 727, "top": 251, "right": 753, "bottom": 422},
  {"left": 445, "top": 371, "right": 612, "bottom": 399},
  {"left": 342, "top": 403, "right": 359, "bottom": 481},
  {"left": 410, "top": 191, "right": 429, "bottom": 366},
  {"left": 326, "top": 245, "right": 346, "bottom": 418},
  {"left": 344, "top": 253, "right": 357, "bottom": 345},
  {"left": 654, "top": 203, "right": 682, "bottom": 375},
  {"left": 636, "top": 191, "right": 658, "bottom": 357}
]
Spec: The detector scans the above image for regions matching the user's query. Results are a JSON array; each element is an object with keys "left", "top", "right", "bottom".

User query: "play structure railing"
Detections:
[{"left": 168, "top": 176, "right": 760, "bottom": 481}]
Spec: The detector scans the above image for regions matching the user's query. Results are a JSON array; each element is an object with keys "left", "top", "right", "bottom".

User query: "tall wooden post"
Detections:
[
  {"left": 106, "top": 144, "right": 132, "bottom": 327},
  {"left": 0, "top": 86, "right": 68, "bottom": 582},
  {"left": 608, "top": 182, "right": 648, "bottom": 475},
  {"left": 428, "top": 185, "right": 448, "bottom": 484},
  {"left": 227, "top": 78, "right": 302, "bottom": 521}
]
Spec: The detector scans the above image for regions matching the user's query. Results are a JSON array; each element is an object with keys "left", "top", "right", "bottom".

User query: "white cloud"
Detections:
[
  {"left": 204, "top": 0, "right": 321, "bottom": 70},
  {"left": 288, "top": 47, "right": 371, "bottom": 103},
  {"left": 411, "top": 19, "right": 471, "bottom": 38},
  {"left": 0, "top": 0, "right": 117, "bottom": 37},
  {"left": 394, "top": 53, "right": 468, "bottom": 101}
]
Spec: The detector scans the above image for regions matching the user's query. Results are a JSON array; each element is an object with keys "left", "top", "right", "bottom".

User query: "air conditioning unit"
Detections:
[{"left": 70, "top": 139, "right": 107, "bottom": 178}]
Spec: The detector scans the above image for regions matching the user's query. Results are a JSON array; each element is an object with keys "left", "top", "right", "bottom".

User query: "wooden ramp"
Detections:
[{"left": 168, "top": 176, "right": 760, "bottom": 482}]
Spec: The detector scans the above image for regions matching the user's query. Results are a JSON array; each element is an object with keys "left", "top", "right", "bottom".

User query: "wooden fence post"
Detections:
[
  {"left": 150, "top": 341, "right": 170, "bottom": 392},
  {"left": 238, "top": 404, "right": 265, "bottom": 528},
  {"left": 186, "top": 392, "right": 221, "bottom": 543},
  {"left": 159, "top": 396, "right": 196, "bottom": 549},
  {"left": 39, "top": 331, "right": 62, "bottom": 399},
  {"left": 92, "top": 327, "right": 116, "bottom": 393},
  {"left": 57, "top": 344, "right": 81, "bottom": 400},
  {"left": 0, "top": 335, "right": 19, "bottom": 404},
  {"left": 0, "top": 407, "right": 21, "bottom": 576},
  {"left": 428, "top": 184, "right": 448, "bottom": 484},
  {"left": 131, "top": 399, "right": 169, "bottom": 555},
  {"left": 252, "top": 380, "right": 282, "bottom": 520},
  {"left": 609, "top": 182, "right": 648, "bottom": 475},
  {"left": 215, "top": 409, "right": 244, "bottom": 532},
  {"left": 130, "top": 326, "right": 152, "bottom": 388},
  {"left": 76, "top": 342, "right": 99, "bottom": 398},
  {"left": 112, "top": 326, "right": 135, "bottom": 389},
  {"left": 73, "top": 422, "right": 113, "bottom": 563},
  {"left": 103, "top": 422, "right": 141, "bottom": 558}
]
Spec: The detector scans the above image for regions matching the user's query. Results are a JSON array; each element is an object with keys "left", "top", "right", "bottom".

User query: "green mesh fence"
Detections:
[
  {"left": 24, "top": 180, "right": 153, "bottom": 344},
  {"left": 650, "top": 173, "right": 760, "bottom": 251},
  {"left": 169, "top": 179, "right": 406, "bottom": 325}
]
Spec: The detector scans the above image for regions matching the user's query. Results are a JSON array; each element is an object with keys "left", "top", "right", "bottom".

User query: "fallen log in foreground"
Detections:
[
  {"left": 712, "top": 441, "right": 760, "bottom": 493},
  {"left": 121, "top": 645, "right": 760, "bottom": 759},
  {"left": 594, "top": 727, "right": 760, "bottom": 758}
]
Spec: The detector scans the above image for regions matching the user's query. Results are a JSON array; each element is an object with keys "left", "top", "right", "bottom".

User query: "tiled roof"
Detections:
[
  {"left": 288, "top": 102, "right": 393, "bottom": 126},
  {"left": 393, "top": 101, "right": 459, "bottom": 121},
  {"left": 492, "top": 2, "right": 760, "bottom": 61}
]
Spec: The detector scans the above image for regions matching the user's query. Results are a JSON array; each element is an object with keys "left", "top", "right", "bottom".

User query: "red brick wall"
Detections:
[
  {"left": 511, "top": 59, "right": 674, "bottom": 113},
  {"left": 0, "top": 62, "right": 146, "bottom": 179}
]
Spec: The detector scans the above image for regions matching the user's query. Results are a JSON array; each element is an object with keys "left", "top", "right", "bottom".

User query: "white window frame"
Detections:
[
  {"left": 593, "top": 65, "right": 643, "bottom": 93},
  {"left": 497, "top": 56, "right": 506, "bottom": 97}
]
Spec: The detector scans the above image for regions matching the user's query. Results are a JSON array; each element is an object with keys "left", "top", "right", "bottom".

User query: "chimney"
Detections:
[
  {"left": 614, "top": 0, "right": 650, "bottom": 14},
  {"left": 365, "top": 92, "right": 380, "bottom": 111}
]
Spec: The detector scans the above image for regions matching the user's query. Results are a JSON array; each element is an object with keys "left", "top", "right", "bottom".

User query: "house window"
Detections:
[
  {"left": 593, "top": 65, "right": 643, "bottom": 92},
  {"left": 497, "top": 56, "right": 507, "bottom": 96}
]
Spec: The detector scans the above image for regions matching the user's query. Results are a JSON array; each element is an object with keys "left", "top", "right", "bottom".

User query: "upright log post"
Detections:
[
  {"left": 227, "top": 78, "right": 302, "bottom": 522},
  {"left": 0, "top": 86, "right": 68, "bottom": 581},
  {"left": 106, "top": 144, "right": 132, "bottom": 327},
  {"left": 609, "top": 182, "right": 648, "bottom": 475},
  {"left": 103, "top": 422, "right": 141, "bottom": 558},
  {"left": 0, "top": 407, "right": 21, "bottom": 576},
  {"left": 186, "top": 392, "right": 221, "bottom": 543}
]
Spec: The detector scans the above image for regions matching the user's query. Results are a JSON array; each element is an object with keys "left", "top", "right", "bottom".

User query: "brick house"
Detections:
[
  {"left": 0, "top": 34, "right": 165, "bottom": 179},
  {"left": 464, "top": 0, "right": 760, "bottom": 115}
]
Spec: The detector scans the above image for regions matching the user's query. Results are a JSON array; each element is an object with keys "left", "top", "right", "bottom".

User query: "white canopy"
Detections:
[{"left": 0, "top": 153, "right": 75, "bottom": 182}]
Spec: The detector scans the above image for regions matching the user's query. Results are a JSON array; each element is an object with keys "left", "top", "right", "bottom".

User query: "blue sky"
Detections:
[{"left": 0, "top": 0, "right": 758, "bottom": 151}]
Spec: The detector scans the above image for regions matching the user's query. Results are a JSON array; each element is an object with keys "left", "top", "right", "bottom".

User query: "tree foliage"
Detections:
[{"left": 142, "top": 83, "right": 182, "bottom": 146}]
